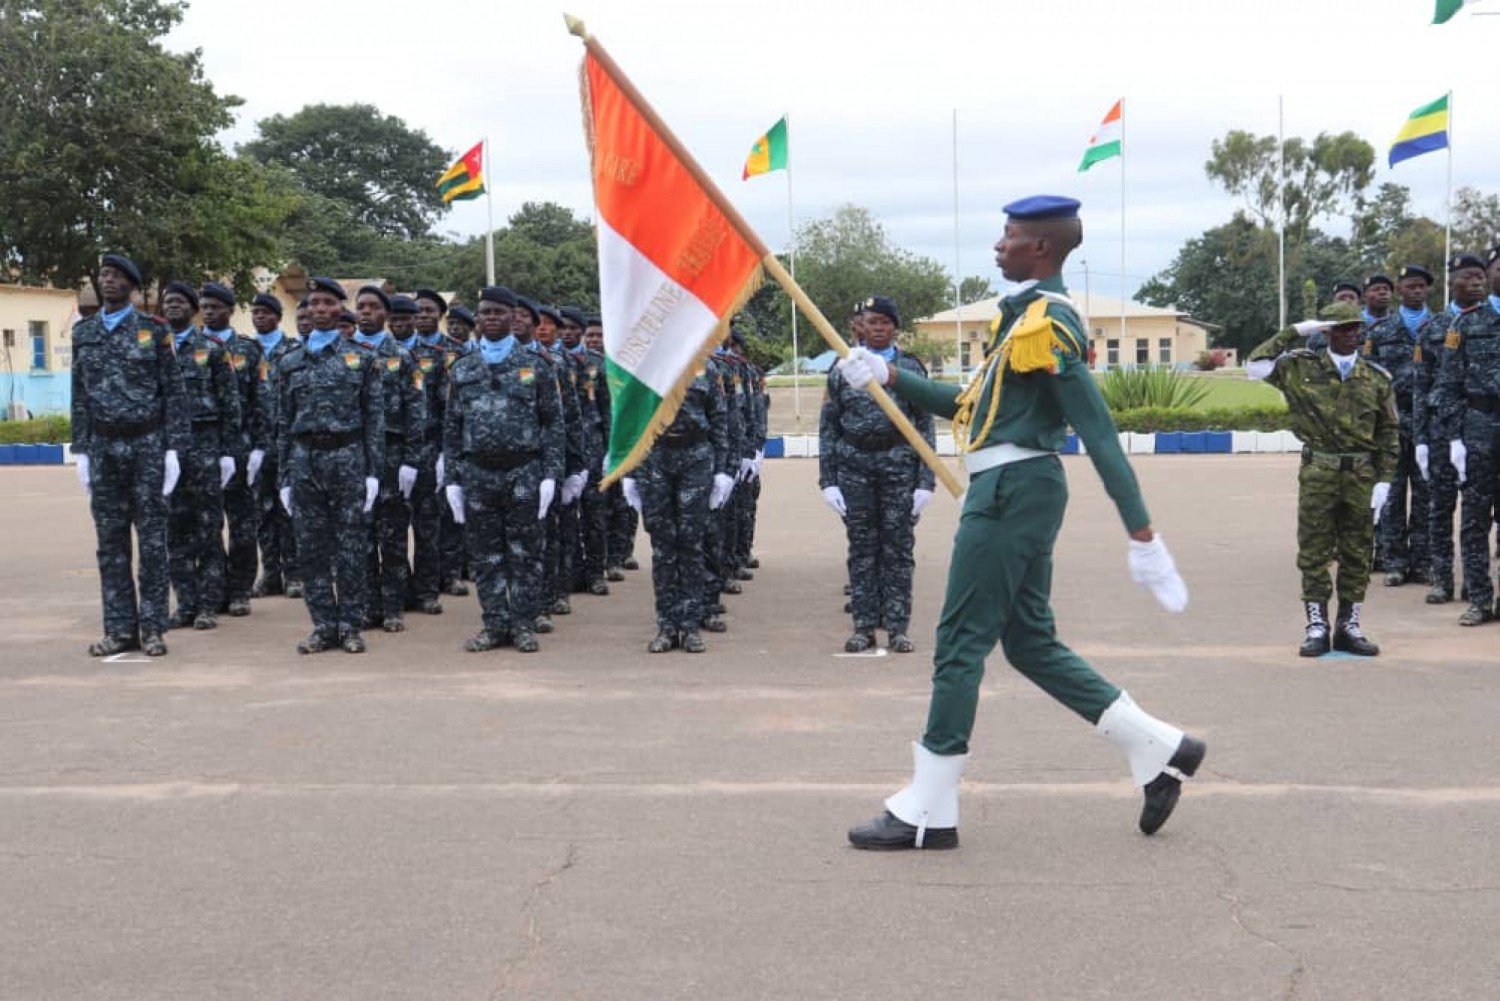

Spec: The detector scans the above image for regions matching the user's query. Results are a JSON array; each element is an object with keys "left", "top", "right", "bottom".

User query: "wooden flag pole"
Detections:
[{"left": 566, "top": 14, "right": 963, "bottom": 498}]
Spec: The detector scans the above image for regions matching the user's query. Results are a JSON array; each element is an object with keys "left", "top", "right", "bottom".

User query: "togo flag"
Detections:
[{"left": 580, "top": 46, "right": 764, "bottom": 484}]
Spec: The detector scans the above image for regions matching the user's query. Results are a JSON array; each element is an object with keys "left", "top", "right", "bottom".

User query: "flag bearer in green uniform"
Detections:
[{"left": 838, "top": 196, "right": 1203, "bottom": 849}]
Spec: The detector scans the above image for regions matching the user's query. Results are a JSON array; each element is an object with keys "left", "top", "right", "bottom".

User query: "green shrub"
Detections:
[
  {"left": 1096, "top": 367, "right": 1211, "bottom": 410},
  {"left": 0, "top": 415, "right": 71, "bottom": 444},
  {"left": 1109, "top": 405, "right": 1290, "bottom": 433}
]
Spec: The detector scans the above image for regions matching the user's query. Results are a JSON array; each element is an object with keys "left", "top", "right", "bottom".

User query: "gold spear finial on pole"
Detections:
[{"left": 563, "top": 13, "right": 587, "bottom": 38}]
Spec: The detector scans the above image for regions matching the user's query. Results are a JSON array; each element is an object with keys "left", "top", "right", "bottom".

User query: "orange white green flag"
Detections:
[
  {"left": 1078, "top": 100, "right": 1123, "bottom": 172},
  {"left": 579, "top": 45, "right": 764, "bottom": 483}
]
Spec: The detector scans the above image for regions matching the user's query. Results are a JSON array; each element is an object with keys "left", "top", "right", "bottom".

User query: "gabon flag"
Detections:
[{"left": 579, "top": 40, "right": 764, "bottom": 482}]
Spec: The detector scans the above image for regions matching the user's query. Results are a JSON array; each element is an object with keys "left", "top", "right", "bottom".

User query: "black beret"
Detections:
[
  {"left": 513, "top": 295, "right": 541, "bottom": 323},
  {"left": 536, "top": 304, "right": 562, "bottom": 324},
  {"left": 338, "top": 308, "right": 358, "bottom": 325},
  {"left": 307, "top": 276, "right": 347, "bottom": 301},
  {"left": 558, "top": 306, "right": 587, "bottom": 328},
  {"left": 162, "top": 281, "right": 199, "bottom": 310},
  {"left": 250, "top": 292, "right": 283, "bottom": 316},
  {"left": 1398, "top": 265, "right": 1434, "bottom": 284},
  {"left": 296, "top": 297, "right": 310, "bottom": 309},
  {"left": 1331, "top": 280, "right": 1361, "bottom": 297},
  {"left": 1449, "top": 253, "right": 1486, "bottom": 273},
  {"left": 200, "top": 282, "right": 235, "bottom": 307},
  {"left": 414, "top": 288, "right": 448, "bottom": 314},
  {"left": 100, "top": 253, "right": 142, "bottom": 288},
  {"left": 730, "top": 328, "right": 746, "bottom": 346},
  {"left": 864, "top": 295, "right": 901, "bottom": 327},
  {"left": 585, "top": 314, "right": 601, "bottom": 328},
  {"left": 1364, "top": 274, "right": 1394, "bottom": 291},
  {"left": 448, "top": 306, "right": 476, "bottom": 326},
  {"left": 479, "top": 285, "right": 517, "bottom": 306},
  {"left": 389, "top": 295, "right": 418, "bottom": 315},
  {"left": 356, "top": 284, "right": 391, "bottom": 310}
]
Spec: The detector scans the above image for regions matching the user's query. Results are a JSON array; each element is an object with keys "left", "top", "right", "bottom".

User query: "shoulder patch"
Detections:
[{"left": 1445, "top": 329, "right": 1462, "bottom": 350}]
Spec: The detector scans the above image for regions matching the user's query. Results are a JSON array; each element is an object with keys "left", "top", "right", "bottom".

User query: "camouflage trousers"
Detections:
[
  {"left": 465, "top": 461, "right": 545, "bottom": 635},
  {"left": 638, "top": 442, "right": 713, "bottom": 632},
  {"left": 735, "top": 474, "right": 761, "bottom": 568},
  {"left": 840, "top": 447, "right": 919, "bottom": 634},
  {"left": 578, "top": 473, "right": 608, "bottom": 585},
  {"left": 1457, "top": 434, "right": 1500, "bottom": 608},
  {"left": 606, "top": 482, "right": 638, "bottom": 567},
  {"left": 1296, "top": 456, "right": 1376, "bottom": 604},
  {"left": 168, "top": 434, "right": 225, "bottom": 618},
  {"left": 540, "top": 502, "right": 567, "bottom": 603},
  {"left": 406, "top": 462, "right": 442, "bottom": 604},
  {"left": 1377, "top": 432, "right": 1430, "bottom": 579},
  {"left": 288, "top": 442, "right": 370, "bottom": 636},
  {"left": 440, "top": 483, "right": 469, "bottom": 586},
  {"left": 87, "top": 430, "right": 170, "bottom": 638},
  {"left": 703, "top": 493, "right": 732, "bottom": 603},
  {"left": 1425, "top": 451, "right": 1460, "bottom": 591},
  {"left": 557, "top": 498, "right": 580, "bottom": 594},
  {"left": 220, "top": 456, "right": 259, "bottom": 604},
  {"left": 365, "top": 458, "right": 412, "bottom": 620},
  {"left": 255, "top": 456, "right": 296, "bottom": 586}
]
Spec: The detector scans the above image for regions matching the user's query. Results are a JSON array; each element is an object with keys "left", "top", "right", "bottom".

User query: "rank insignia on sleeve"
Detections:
[
  {"left": 1445, "top": 329, "right": 1461, "bottom": 350},
  {"left": 193, "top": 349, "right": 209, "bottom": 366},
  {"left": 384, "top": 357, "right": 400, "bottom": 373},
  {"left": 1413, "top": 344, "right": 1423, "bottom": 363},
  {"left": 343, "top": 352, "right": 362, "bottom": 370},
  {"left": 518, "top": 367, "right": 535, "bottom": 385}
]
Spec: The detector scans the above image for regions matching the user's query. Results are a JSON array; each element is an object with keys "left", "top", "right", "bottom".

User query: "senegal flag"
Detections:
[
  {"left": 742, "top": 117, "right": 789, "bottom": 180},
  {"left": 437, "top": 141, "right": 485, "bottom": 203}
]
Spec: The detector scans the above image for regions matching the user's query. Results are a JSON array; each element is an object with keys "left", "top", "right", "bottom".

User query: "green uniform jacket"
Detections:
[{"left": 888, "top": 274, "right": 1150, "bottom": 532}]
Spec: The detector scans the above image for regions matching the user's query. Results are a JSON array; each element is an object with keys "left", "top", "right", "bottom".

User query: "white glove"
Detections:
[
  {"left": 435, "top": 453, "right": 446, "bottom": 492},
  {"left": 398, "top": 464, "right": 417, "bottom": 499},
  {"left": 710, "top": 472, "right": 735, "bottom": 510},
  {"left": 1370, "top": 482, "right": 1391, "bottom": 524},
  {"left": 751, "top": 448, "right": 764, "bottom": 479},
  {"left": 836, "top": 346, "right": 888, "bottom": 392},
  {"left": 76, "top": 453, "right": 91, "bottom": 495},
  {"left": 538, "top": 478, "right": 556, "bottom": 519},
  {"left": 822, "top": 485, "right": 847, "bottom": 517},
  {"left": 162, "top": 449, "right": 180, "bottom": 497},
  {"left": 444, "top": 483, "right": 465, "bottom": 524},
  {"left": 363, "top": 476, "right": 379, "bottom": 513},
  {"left": 218, "top": 456, "right": 236, "bottom": 489},
  {"left": 279, "top": 486, "right": 293, "bottom": 516},
  {"left": 1450, "top": 440, "right": 1467, "bottom": 486},
  {"left": 622, "top": 477, "right": 642, "bottom": 512},
  {"left": 1415, "top": 443, "right": 1430, "bottom": 482},
  {"left": 561, "top": 471, "right": 587, "bottom": 505},
  {"left": 912, "top": 488, "right": 934, "bottom": 517},
  {"left": 1292, "top": 320, "right": 1333, "bottom": 336},
  {"left": 1127, "top": 534, "right": 1189, "bottom": 613},
  {"left": 247, "top": 449, "right": 265, "bottom": 485},
  {"left": 738, "top": 457, "right": 754, "bottom": 482}
]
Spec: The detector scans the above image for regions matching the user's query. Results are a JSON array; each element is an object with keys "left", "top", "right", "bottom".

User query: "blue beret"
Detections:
[
  {"left": 513, "top": 295, "right": 540, "bottom": 323},
  {"left": 479, "top": 286, "right": 517, "bottom": 306},
  {"left": 1002, "top": 195, "right": 1081, "bottom": 221},
  {"left": 1399, "top": 265, "right": 1434, "bottom": 284},
  {"left": 100, "top": 253, "right": 142, "bottom": 287},
  {"left": 307, "top": 276, "right": 347, "bottom": 301},
  {"left": 389, "top": 295, "right": 418, "bottom": 315},
  {"left": 162, "top": 281, "right": 199, "bottom": 309},
  {"left": 558, "top": 306, "right": 587, "bottom": 328},
  {"left": 338, "top": 308, "right": 358, "bottom": 325},
  {"left": 864, "top": 295, "right": 901, "bottom": 327},
  {"left": 1332, "top": 280, "right": 1361, "bottom": 297},
  {"left": 585, "top": 314, "right": 601, "bottom": 327},
  {"left": 250, "top": 292, "right": 283, "bottom": 316},
  {"left": 536, "top": 304, "right": 562, "bottom": 324},
  {"left": 200, "top": 282, "right": 236, "bottom": 307},
  {"left": 414, "top": 288, "right": 447, "bottom": 314},
  {"left": 1449, "top": 254, "right": 1486, "bottom": 273},
  {"left": 356, "top": 284, "right": 391, "bottom": 310},
  {"left": 448, "top": 306, "right": 476, "bottom": 325}
]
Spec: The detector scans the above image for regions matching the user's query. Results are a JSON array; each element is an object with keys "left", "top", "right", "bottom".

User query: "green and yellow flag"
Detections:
[
  {"left": 742, "top": 117, "right": 788, "bottom": 180},
  {"left": 437, "top": 141, "right": 485, "bottom": 203}
]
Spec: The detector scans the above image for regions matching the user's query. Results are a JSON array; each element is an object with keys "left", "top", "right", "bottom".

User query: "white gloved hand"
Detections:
[
  {"left": 836, "top": 346, "right": 889, "bottom": 392},
  {"left": 561, "top": 471, "right": 587, "bottom": 505},
  {"left": 822, "top": 485, "right": 847, "bottom": 517},
  {"left": 1415, "top": 443, "right": 1430, "bottom": 482},
  {"left": 247, "top": 449, "right": 264, "bottom": 485},
  {"left": 538, "top": 478, "right": 556, "bottom": 519},
  {"left": 76, "top": 454, "right": 91, "bottom": 496},
  {"left": 623, "top": 477, "right": 642, "bottom": 512},
  {"left": 751, "top": 448, "right": 764, "bottom": 479},
  {"left": 738, "top": 457, "right": 754, "bottom": 482},
  {"left": 710, "top": 472, "right": 735, "bottom": 510},
  {"left": 1370, "top": 482, "right": 1391, "bottom": 524},
  {"left": 1292, "top": 320, "right": 1333, "bottom": 336},
  {"left": 218, "top": 455, "right": 236, "bottom": 489},
  {"left": 912, "top": 488, "right": 934, "bottom": 517},
  {"left": 162, "top": 449, "right": 180, "bottom": 497},
  {"left": 279, "top": 486, "right": 293, "bottom": 517},
  {"left": 435, "top": 453, "right": 446, "bottom": 492},
  {"left": 363, "top": 476, "right": 379, "bottom": 513},
  {"left": 444, "top": 483, "right": 465, "bottom": 524},
  {"left": 1127, "top": 534, "right": 1189, "bottom": 613},
  {"left": 397, "top": 464, "right": 417, "bottom": 499},
  {"left": 1450, "top": 440, "right": 1467, "bottom": 485}
]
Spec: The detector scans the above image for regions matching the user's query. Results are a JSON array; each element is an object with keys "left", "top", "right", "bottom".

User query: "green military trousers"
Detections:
[
  {"left": 922, "top": 456, "right": 1121, "bottom": 757},
  {"left": 1296, "top": 454, "right": 1376, "bottom": 604}
]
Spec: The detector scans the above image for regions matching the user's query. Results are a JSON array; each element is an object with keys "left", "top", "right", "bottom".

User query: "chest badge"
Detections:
[
  {"left": 343, "top": 352, "right": 363, "bottom": 370},
  {"left": 384, "top": 357, "right": 401, "bottom": 373},
  {"left": 193, "top": 349, "right": 209, "bottom": 367},
  {"left": 518, "top": 366, "right": 535, "bottom": 385}
]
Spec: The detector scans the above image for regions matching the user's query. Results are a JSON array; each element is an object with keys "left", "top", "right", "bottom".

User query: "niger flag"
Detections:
[{"left": 580, "top": 50, "right": 763, "bottom": 483}]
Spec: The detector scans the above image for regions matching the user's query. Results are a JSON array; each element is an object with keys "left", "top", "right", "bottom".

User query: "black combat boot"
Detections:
[
  {"left": 1333, "top": 602, "right": 1379, "bottom": 656},
  {"left": 1299, "top": 601, "right": 1331, "bottom": 658}
]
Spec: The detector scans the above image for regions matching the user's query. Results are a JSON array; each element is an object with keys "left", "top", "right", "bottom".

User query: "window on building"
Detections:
[
  {"left": 1159, "top": 337, "right": 1172, "bottom": 365},
  {"left": 1106, "top": 338, "right": 1119, "bottom": 367},
  {"left": 29, "top": 321, "right": 47, "bottom": 372},
  {"left": 1135, "top": 339, "right": 1149, "bottom": 365}
]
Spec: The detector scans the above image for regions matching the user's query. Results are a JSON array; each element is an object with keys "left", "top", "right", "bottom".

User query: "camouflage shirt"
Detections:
[
  {"left": 1431, "top": 302, "right": 1500, "bottom": 442},
  {"left": 274, "top": 338, "right": 385, "bottom": 487},
  {"left": 176, "top": 327, "right": 243, "bottom": 457},
  {"left": 255, "top": 332, "right": 302, "bottom": 452},
  {"left": 443, "top": 344, "right": 566, "bottom": 486},
  {"left": 71, "top": 307, "right": 190, "bottom": 456},
  {"left": 204, "top": 329, "right": 266, "bottom": 456},
  {"left": 361, "top": 334, "right": 426, "bottom": 468},
  {"left": 658, "top": 361, "right": 731, "bottom": 476},
  {"left": 820, "top": 348, "right": 936, "bottom": 490},
  {"left": 1362, "top": 311, "right": 1419, "bottom": 400},
  {"left": 399, "top": 335, "right": 449, "bottom": 451}
]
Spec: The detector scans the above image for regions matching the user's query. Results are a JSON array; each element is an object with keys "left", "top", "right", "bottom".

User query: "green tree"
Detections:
[
  {"left": 899, "top": 330, "right": 951, "bottom": 370},
  {"left": 1205, "top": 130, "right": 1375, "bottom": 251},
  {"left": 439, "top": 202, "right": 601, "bottom": 308},
  {"left": 242, "top": 103, "right": 450, "bottom": 241},
  {"left": 1453, "top": 186, "right": 1500, "bottom": 255},
  {"left": 959, "top": 275, "right": 994, "bottom": 304},
  {"left": 1352, "top": 183, "right": 1416, "bottom": 269}
]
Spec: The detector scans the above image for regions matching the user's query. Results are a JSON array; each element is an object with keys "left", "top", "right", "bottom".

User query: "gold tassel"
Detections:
[{"left": 951, "top": 299, "right": 1072, "bottom": 453}]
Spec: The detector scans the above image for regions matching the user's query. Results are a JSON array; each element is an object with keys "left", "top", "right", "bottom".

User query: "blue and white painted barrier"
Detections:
[
  {"left": 0, "top": 443, "right": 73, "bottom": 465},
  {"left": 761, "top": 430, "right": 1304, "bottom": 458}
]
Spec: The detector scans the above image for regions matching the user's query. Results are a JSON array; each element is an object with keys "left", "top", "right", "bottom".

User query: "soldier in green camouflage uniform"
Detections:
[
  {"left": 71, "top": 254, "right": 190, "bottom": 657},
  {"left": 1248, "top": 301, "right": 1399, "bottom": 656},
  {"left": 249, "top": 293, "right": 300, "bottom": 600}
]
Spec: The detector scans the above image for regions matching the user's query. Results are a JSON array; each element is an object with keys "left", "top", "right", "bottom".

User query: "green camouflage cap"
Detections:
[{"left": 1317, "top": 301, "right": 1364, "bottom": 326}]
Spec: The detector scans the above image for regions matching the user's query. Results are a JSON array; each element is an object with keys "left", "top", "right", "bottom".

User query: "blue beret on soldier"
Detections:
[
  {"left": 1002, "top": 195, "right": 1081, "bottom": 221},
  {"left": 479, "top": 286, "right": 517, "bottom": 307},
  {"left": 536, "top": 304, "right": 562, "bottom": 324},
  {"left": 200, "top": 282, "right": 235, "bottom": 307},
  {"left": 414, "top": 288, "right": 447, "bottom": 314},
  {"left": 389, "top": 294, "right": 418, "bottom": 315},
  {"left": 339, "top": 308, "right": 358, "bottom": 326},
  {"left": 559, "top": 306, "right": 587, "bottom": 328},
  {"left": 1449, "top": 253, "right": 1486, "bottom": 273},
  {"left": 449, "top": 306, "right": 476, "bottom": 326},
  {"left": 251, "top": 292, "right": 283, "bottom": 316},
  {"left": 100, "top": 253, "right": 142, "bottom": 288},
  {"left": 356, "top": 284, "right": 391, "bottom": 310},
  {"left": 585, "top": 314, "right": 601, "bottom": 328},
  {"left": 1364, "top": 274, "right": 1394, "bottom": 291},
  {"left": 308, "top": 276, "right": 347, "bottom": 301},
  {"left": 1331, "top": 280, "right": 1361, "bottom": 298},
  {"left": 163, "top": 281, "right": 199, "bottom": 310},
  {"left": 865, "top": 295, "right": 901, "bottom": 327},
  {"left": 513, "top": 295, "right": 541, "bottom": 323},
  {"left": 1398, "top": 264, "right": 1434, "bottom": 285}
]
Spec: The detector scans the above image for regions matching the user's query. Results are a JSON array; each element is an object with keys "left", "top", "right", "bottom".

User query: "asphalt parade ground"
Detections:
[{"left": 2, "top": 456, "right": 1497, "bottom": 1000}]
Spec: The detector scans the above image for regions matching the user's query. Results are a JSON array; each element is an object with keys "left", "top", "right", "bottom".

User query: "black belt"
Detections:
[
  {"left": 384, "top": 430, "right": 406, "bottom": 441},
  {"left": 1466, "top": 394, "right": 1500, "bottom": 416},
  {"left": 844, "top": 431, "right": 904, "bottom": 452},
  {"left": 467, "top": 450, "right": 539, "bottom": 471},
  {"left": 92, "top": 415, "right": 163, "bottom": 440},
  {"left": 296, "top": 430, "right": 361, "bottom": 450},
  {"left": 657, "top": 428, "right": 707, "bottom": 448},
  {"left": 191, "top": 418, "right": 220, "bottom": 430},
  {"left": 1301, "top": 448, "right": 1372, "bottom": 473}
]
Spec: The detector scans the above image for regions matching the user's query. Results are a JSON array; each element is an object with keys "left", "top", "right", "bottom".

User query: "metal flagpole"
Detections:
[
  {"left": 952, "top": 108, "right": 963, "bottom": 379},
  {"left": 484, "top": 136, "right": 496, "bottom": 286},
  {"left": 785, "top": 112, "right": 801, "bottom": 424},
  {"left": 1443, "top": 90, "right": 1454, "bottom": 305},
  {"left": 1119, "top": 99, "right": 1127, "bottom": 358},
  {"left": 1278, "top": 96, "right": 1287, "bottom": 328}
]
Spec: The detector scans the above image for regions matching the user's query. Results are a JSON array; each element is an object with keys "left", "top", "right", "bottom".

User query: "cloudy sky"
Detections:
[{"left": 169, "top": 0, "right": 1497, "bottom": 301}]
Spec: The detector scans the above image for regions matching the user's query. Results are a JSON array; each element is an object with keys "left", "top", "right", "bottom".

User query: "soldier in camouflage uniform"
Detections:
[
  {"left": 250, "top": 293, "right": 301, "bottom": 600},
  {"left": 70, "top": 254, "right": 190, "bottom": 657},
  {"left": 1307, "top": 281, "right": 1365, "bottom": 353},
  {"left": 433, "top": 303, "right": 474, "bottom": 597},
  {"left": 820, "top": 295, "right": 936, "bottom": 653},
  {"left": 577, "top": 315, "right": 614, "bottom": 591},
  {"left": 199, "top": 283, "right": 266, "bottom": 617},
  {"left": 728, "top": 326, "right": 767, "bottom": 578},
  {"left": 447, "top": 306, "right": 476, "bottom": 349},
  {"left": 276, "top": 277, "right": 385, "bottom": 654},
  {"left": 601, "top": 310, "right": 640, "bottom": 580},
  {"left": 294, "top": 299, "right": 313, "bottom": 338},
  {"left": 622, "top": 362, "right": 733, "bottom": 653},
  {"left": 536, "top": 306, "right": 595, "bottom": 617},
  {"left": 697, "top": 341, "right": 747, "bottom": 628},
  {"left": 1248, "top": 301, "right": 1399, "bottom": 656},
  {"left": 1409, "top": 267, "right": 1459, "bottom": 603},
  {"left": 1430, "top": 254, "right": 1500, "bottom": 626},
  {"left": 350, "top": 286, "right": 423, "bottom": 632},
  {"left": 162, "top": 283, "right": 241, "bottom": 631},
  {"left": 553, "top": 306, "right": 606, "bottom": 598},
  {"left": 443, "top": 286, "right": 565, "bottom": 653},
  {"left": 397, "top": 291, "right": 450, "bottom": 615}
]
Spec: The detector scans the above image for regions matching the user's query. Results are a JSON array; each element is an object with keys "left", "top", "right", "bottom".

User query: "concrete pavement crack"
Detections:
[
  {"left": 1305, "top": 880, "right": 1500, "bottom": 895},
  {"left": 487, "top": 800, "right": 581, "bottom": 1000},
  {"left": 1196, "top": 837, "right": 1314, "bottom": 1000}
]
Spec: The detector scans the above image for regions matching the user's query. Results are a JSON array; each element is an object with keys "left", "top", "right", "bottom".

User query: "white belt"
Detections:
[{"left": 963, "top": 442, "right": 1055, "bottom": 476}]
